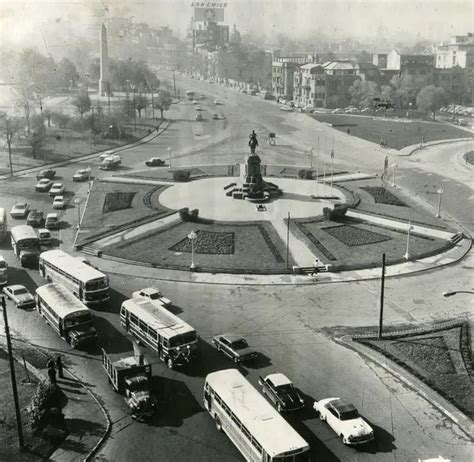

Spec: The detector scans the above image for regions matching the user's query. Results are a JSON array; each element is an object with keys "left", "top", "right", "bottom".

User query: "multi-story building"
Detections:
[
  {"left": 436, "top": 33, "right": 474, "bottom": 70},
  {"left": 272, "top": 60, "right": 299, "bottom": 101}
]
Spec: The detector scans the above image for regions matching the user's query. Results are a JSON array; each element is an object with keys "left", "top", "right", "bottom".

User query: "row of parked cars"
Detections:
[{"left": 440, "top": 105, "right": 473, "bottom": 116}]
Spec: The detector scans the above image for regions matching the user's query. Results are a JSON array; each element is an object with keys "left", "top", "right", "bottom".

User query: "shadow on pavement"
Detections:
[
  {"left": 355, "top": 420, "right": 396, "bottom": 454},
  {"left": 95, "top": 316, "right": 132, "bottom": 354},
  {"left": 102, "top": 287, "right": 127, "bottom": 314},
  {"left": 150, "top": 376, "right": 204, "bottom": 427},
  {"left": 244, "top": 352, "right": 272, "bottom": 370}
]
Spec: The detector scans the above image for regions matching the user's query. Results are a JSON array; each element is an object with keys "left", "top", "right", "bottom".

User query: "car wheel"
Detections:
[
  {"left": 215, "top": 415, "right": 222, "bottom": 432},
  {"left": 319, "top": 412, "right": 326, "bottom": 422},
  {"left": 233, "top": 356, "right": 239, "bottom": 363},
  {"left": 341, "top": 434, "right": 348, "bottom": 445},
  {"left": 277, "top": 403, "right": 282, "bottom": 413}
]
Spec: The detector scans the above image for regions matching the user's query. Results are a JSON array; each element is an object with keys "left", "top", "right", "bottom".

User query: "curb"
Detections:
[
  {"left": 399, "top": 137, "right": 473, "bottom": 157},
  {"left": 334, "top": 336, "right": 474, "bottom": 441}
]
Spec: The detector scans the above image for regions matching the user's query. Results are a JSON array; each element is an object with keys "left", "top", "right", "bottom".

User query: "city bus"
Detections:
[
  {"left": 36, "top": 283, "right": 98, "bottom": 348},
  {"left": 0, "top": 208, "right": 7, "bottom": 243},
  {"left": 38, "top": 249, "right": 109, "bottom": 306},
  {"left": 120, "top": 297, "right": 198, "bottom": 369},
  {"left": 10, "top": 225, "right": 40, "bottom": 267},
  {"left": 204, "top": 369, "right": 310, "bottom": 462},
  {"left": 186, "top": 90, "right": 195, "bottom": 100}
]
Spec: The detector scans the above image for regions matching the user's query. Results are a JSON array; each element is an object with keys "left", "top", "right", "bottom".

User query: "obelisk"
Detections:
[{"left": 99, "top": 24, "right": 110, "bottom": 96}]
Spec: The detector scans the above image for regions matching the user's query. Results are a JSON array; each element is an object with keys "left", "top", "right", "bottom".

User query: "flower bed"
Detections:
[
  {"left": 170, "top": 230, "right": 234, "bottom": 254},
  {"left": 360, "top": 186, "right": 407, "bottom": 207},
  {"left": 103, "top": 191, "right": 136, "bottom": 213},
  {"left": 323, "top": 224, "right": 392, "bottom": 246}
]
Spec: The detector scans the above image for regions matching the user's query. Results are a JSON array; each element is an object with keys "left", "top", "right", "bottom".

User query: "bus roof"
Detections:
[
  {"left": 122, "top": 298, "right": 195, "bottom": 340},
  {"left": 10, "top": 225, "right": 39, "bottom": 242},
  {"left": 36, "top": 283, "right": 92, "bottom": 319},
  {"left": 40, "top": 249, "right": 107, "bottom": 284},
  {"left": 205, "top": 369, "right": 309, "bottom": 458}
]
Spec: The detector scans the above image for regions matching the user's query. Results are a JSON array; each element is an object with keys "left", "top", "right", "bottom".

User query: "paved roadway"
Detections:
[{"left": 0, "top": 75, "right": 472, "bottom": 461}]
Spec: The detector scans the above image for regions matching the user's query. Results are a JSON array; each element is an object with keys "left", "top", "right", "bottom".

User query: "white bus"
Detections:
[
  {"left": 38, "top": 249, "right": 109, "bottom": 306},
  {"left": 120, "top": 297, "right": 198, "bottom": 369},
  {"left": 36, "top": 283, "right": 98, "bottom": 348},
  {"left": 204, "top": 369, "right": 310, "bottom": 462},
  {"left": 0, "top": 208, "right": 7, "bottom": 243},
  {"left": 10, "top": 225, "right": 40, "bottom": 267}
]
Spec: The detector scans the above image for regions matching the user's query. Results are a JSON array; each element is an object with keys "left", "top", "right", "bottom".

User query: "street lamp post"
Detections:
[
  {"left": 188, "top": 230, "right": 197, "bottom": 270},
  {"left": 391, "top": 162, "right": 397, "bottom": 187},
  {"left": 436, "top": 188, "right": 444, "bottom": 218},
  {"left": 74, "top": 197, "right": 82, "bottom": 230},
  {"left": 404, "top": 221, "right": 414, "bottom": 260},
  {"left": 167, "top": 146, "right": 172, "bottom": 168}
]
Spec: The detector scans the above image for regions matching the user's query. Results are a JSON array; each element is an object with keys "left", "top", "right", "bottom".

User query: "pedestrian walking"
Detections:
[
  {"left": 311, "top": 258, "right": 320, "bottom": 276},
  {"left": 56, "top": 356, "right": 64, "bottom": 379},
  {"left": 47, "top": 361, "right": 57, "bottom": 385}
]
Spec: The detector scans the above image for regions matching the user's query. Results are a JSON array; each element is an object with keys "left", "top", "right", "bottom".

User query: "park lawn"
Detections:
[
  {"left": 1, "top": 125, "right": 147, "bottom": 176},
  {"left": 310, "top": 114, "right": 467, "bottom": 149},
  {"left": 291, "top": 218, "right": 450, "bottom": 270},
  {"left": 119, "top": 164, "right": 235, "bottom": 181},
  {"left": 77, "top": 181, "right": 171, "bottom": 245},
  {"left": 342, "top": 179, "right": 452, "bottom": 230},
  {"left": 103, "top": 220, "right": 294, "bottom": 273},
  {"left": 358, "top": 322, "right": 473, "bottom": 419},
  {"left": 0, "top": 349, "right": 61, "bottom": 461}
]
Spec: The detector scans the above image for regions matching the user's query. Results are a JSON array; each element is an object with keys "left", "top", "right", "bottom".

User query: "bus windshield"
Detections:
[
  {"left": 169, "top": 331, "right": 197, "bottom": 347},
  {"left": 85, "top": 278, "right": 108, "bottom": 291},
  {"left": 64, "top": 313, "right": 93, "bottom": 328}
]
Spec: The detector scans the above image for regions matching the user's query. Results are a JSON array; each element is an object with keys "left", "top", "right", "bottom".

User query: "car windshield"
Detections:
[
  {"left": 148, "top": 292, "right": 160, "bottom": 300},
  {"left": 231, "top": 339, "right": 248, "bottom": 350},
  {"left": 276, "top": 384, "right": 294, "bottom": 393},
  {"left": 339, "top": 409, "right": 359, "bottom": 420},
  {"left": 16, "top": 204, "right": 26, "bottom": 210},
  {"left": 14, "top": 288, "right": 28, "bottom": 295}
]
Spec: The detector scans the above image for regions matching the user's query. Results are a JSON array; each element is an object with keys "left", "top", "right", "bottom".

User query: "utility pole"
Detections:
[
  {"left": 286, "top": 212, "right": 290, "bottom": 269},
  {"left": 2, "top": 297, "right": 24, "bottom": 449},
  {"left": 6, "top": 119, "right": 14, "bottom": 177},
  {"left": 378, "top": 254, "right": 386, "bottom": 339},
  {"left": 173, "top": 73, "right": 177, "bottom": 97}
]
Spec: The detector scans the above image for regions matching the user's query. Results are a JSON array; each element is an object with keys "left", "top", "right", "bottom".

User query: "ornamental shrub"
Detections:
[
  {"left": 178, "top": 207, "right": 189, "bottom": 220},
  {"left": 323, "top": 204, "right": 349, "bottom": 221},
  {"left": 298, "top": 169, "right": 313, "bottom": 179},
  {"left": 27, "top": 380, "right": 61, "bottom": 432}
]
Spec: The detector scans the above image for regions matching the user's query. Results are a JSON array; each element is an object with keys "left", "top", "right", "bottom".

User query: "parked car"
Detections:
[
  {"left": 195, "top": 105, "right": 202, "bottom": 111},
  {"left": 302, "top": 104, "right": 315, "bottom": 112},
  {"left": 212, "top": 113, "right": 219, "bottom": 120},
  {"left": 26, "top": 209, "right": 44, "bottom": 227},
  {"left": 53, "top": 196, "right": 66, "bottom": 209},
  {"left": 212, "top": 333, "right": 258, "bottom": 363},
  {"left": 132, "top": 287, "right": 172, "bottom": 308},
  {"left": 37, "top": 228, "right": 52, "bottom": 246},
  {"left": 3, "top": 284, "right": 35, "bottom": 309},
  {"left": 361, "top": 107, "right": 372, "bottom": 114},
  {"left": 214, "top": 99, "right": 223, "bottom": 105},
  {"left": 345, "top": 107, "right": 359, "bottom": 114},
  {"left": 258, "top": 373, "right": 305, "bottom": 412},
  {"left": 99, "top": 150, "right": 116, "bottom": 161},
  {"left": 10, "top": 202, "right": 30, "bottom": 218},
  {"left": 36, "top": 169, "right": 55, "bottom": 180},
  {"left": 49, "top": 182, "right": 65, "bottom": 196},
  {"left": 73, "top": 168, "right": 91, "bottom": 181},
  {"left": 456, "top": 118, "right": 468, "bottom": 126},
  {"left": 314, "top": 397, "right": 375, "bottom": 445},
  {"left": 332, "top": 108, "right": 344, "bottom": 114},
  {"left": 0, "top": 256, "right": 8, "bottom": 286},
  {"left": 280, "top": 106, "right": 294, "bottom": 112},
  {"left": 145, "top": 157, "right": 165, "bottom": 167},
  {"left": 99, "top": 155, "right": 121, "bottom": 170},
  {"left": 195, "top": 113, "right": 203, "bottom": 121},
  {"left": 192, "top": 100, "right": 198, "bottom": 105},
  {"left": 35, "top": 178, "right": 53, "bottom": 192},
  {"left": 45, "top": 213, "right": 60, "bottom": 230}
]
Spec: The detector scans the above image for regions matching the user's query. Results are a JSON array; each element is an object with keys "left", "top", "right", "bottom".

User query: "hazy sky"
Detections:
[{"left": 0, "top": 0, "right": 472, "bottom": 46}]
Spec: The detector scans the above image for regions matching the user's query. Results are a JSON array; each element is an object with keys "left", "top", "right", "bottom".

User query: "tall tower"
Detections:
[{"left": 99, "top": 24, "right": 110, "bottom": 96}]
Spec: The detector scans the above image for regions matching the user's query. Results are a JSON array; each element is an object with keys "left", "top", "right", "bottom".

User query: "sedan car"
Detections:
[
  {"left": 26, "top": 209, "right": 44, "bottom": 227},
  {"left": 314, "top": 397, "right": 375, "bottom": 445},
  {"left": 45, "top": 213, "right": 60, "bottom": 230},
  {"left": 259, "top": 373, "right": 305, "bottom": 412},
  {"left": 36, "top": 169, "right": 56, "bottom": 180},
  {"left": 145, "top": 157, "right": 165, "bottom": 167},
  {"left": 35, "top": 178, "right": 53, "bottom": 192},
  {"left": 212, "top": 333, "right": 258, "bottom": 363},
  {"left": 37, "top": 228, "right": 52, "bottom": 246},
  {"left": 332, "top": 108, "right": 344, "bottom": 114},
  {"left": 53, "top": 196, "right": 66, "bottom": 209},
  {"left": 49, "top": 182, "right": 65, "bottom": 196},
  {"left": 279, "top": 106, "right": 295, "bottom": 112},
  {"left": 10, "top": 202, "right": 30, "bottom": 218},
  {"left": 212, "top": 113, "right": 219, "bottom": 120},
  {"left": 214, "top": 99, "right": 223, "bottom": 105},
  {"left": 73, "top": 168, "right": 91, "bottom": 181},
  {"left": 132, "top": 287, "right": 172, "bottom": 308},
  {"left": 99, "top": 150, "right": 116, "bottom": 161},
  {"left": 3, "top": 284, "right": 36, "bottom": 309}
]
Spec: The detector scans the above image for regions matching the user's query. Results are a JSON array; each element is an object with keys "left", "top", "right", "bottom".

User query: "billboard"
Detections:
[{"left": 194, "top": 7, "right": 225, "bottom": 22}]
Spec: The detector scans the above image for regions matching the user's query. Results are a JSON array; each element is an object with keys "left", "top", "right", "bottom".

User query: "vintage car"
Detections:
[
  {"left": 132, "top": 287, "right": 172, "bottom": 308},
  {"left": 258, "top": 373, "right": 305, "bottom": 412},
  {"left": 145, "top": 157, "right": 166, "bottom": 167},
  {"left": 212, "top": 333, "right": 258, "bottom": 363},
  {"left": 3, "top": 284, "right": 35, "bottom": 309}
]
